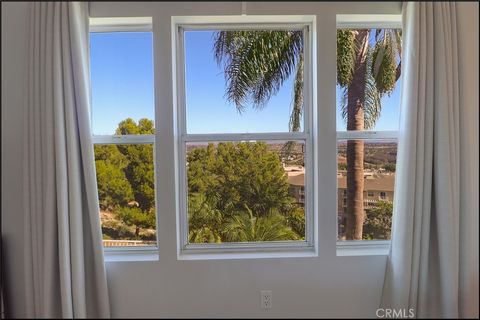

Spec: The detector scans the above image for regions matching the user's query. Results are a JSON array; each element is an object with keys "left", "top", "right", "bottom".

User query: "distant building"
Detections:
[
  {"left": 337, "top": 170, "right": 395, "bottom": 237},
  {"left": 285, "top": 165, "right": 305, "bottom": 207},
  {"left": 336, "top": 171, "right": 395, "bottom": 211},
  {"left": 285, "top": 167, "right": 395, "bottom": 236}
]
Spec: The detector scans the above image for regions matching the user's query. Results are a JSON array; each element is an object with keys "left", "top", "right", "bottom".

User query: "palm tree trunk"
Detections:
[
  {"left": 135, "top": 226, "right": 140, "bottom": 238},
  {"left": 345, "top": 120, "right": 365, "bottom": 240},
  {"left": 345, "top": 30, "right": 369, "bottom": 240}
]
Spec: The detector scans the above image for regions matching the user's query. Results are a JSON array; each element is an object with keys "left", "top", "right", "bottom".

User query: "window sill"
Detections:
[
  {"left": 103, "top": 247, "right": 159, "bottom": 262},
  {"left": 101, "top": 242, "right": 390, "bottom": 261},
  {"left": 178, "top": 244, "right": 317, "bottom": 261},
  {"left": 336, "top": 240, "right": 390, "bottom": 256}
]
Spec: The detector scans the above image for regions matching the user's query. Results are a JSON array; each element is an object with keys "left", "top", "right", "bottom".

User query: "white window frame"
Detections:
[
  {"left": 335, "top": 15, "right": 402, "bottom": 256},
  {"left": 89, "top": 17, "right": 159, "bottom": 255},
  {"left": 172, "top": 15, "right": 316, "bottom": 256}
]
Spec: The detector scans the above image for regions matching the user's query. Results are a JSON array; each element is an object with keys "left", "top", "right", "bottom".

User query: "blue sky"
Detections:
[
  {"left": 90, "top": 32, "right": 154, "bottom": 135},
  {"left": 90, "top": 31, "right": 400, "bottom": 135}
]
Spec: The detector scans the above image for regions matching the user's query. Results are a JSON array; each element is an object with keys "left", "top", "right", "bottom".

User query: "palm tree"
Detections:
[
  {"left": 222, "top": 206, "right": 300, "bottom": 242},
  {"left": 337, "top": 29, "right": 401, "bottom": 239},
  {"left": 188, "top": 193, "right": 223, "bottom": 243},
  {"left": 214, "top": 28, "right": 401, "bottom": 240},
  {"left": 213, "top": 31, "right": 304, "bottom": 131}
]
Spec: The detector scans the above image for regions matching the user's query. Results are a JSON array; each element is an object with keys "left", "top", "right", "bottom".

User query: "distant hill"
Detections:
[
  {"left": 187, "top": 141, "right": 397, "bottom": 168},
  {"left": 337, "top": 141, "right": 397, "bottom": 166}
]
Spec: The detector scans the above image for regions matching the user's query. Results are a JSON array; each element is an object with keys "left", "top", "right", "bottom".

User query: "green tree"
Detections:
[
  {"left": 115, "top": 118, "right": 155, "bottom": 211},
  {"left": 116, "top": 207, "right": 156, "bottom": 238},
  {"left": 363, "top": 200, "right": 393, "bottom": 240},
  {"left": 188, "top": 142, "right": 294, "bottom": 218},
  {"left": 285, "top": 206, "right": 306, "bottom": 238},
  {"left": 94, "top": 144, "right": 133, "bottom": 210},
  {"left": 187, "top": 142, "right": 304, "bottom": 242},
  {"left": 95, "top": 160, "right": 134, "bottom": 210},
  {"left": 222, "top": 206, "right": 300, "bottom": 242},
  {"left": 94, "top": 118, "right": 157, "bottom": 239},
  {"left": 94, "top": 144, "right": 129, "bottom": 167},
  {"left": 383, "top": 163, "right": 396, "bottom": 172},
  {"left": 188, "top": 193, "right": 223, "bottom": 243},
  {"left": 214, "top": 28, "right": 401, "bottom": 240}
]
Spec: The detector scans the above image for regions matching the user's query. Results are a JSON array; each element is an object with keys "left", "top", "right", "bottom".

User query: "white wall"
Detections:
[
  {"left": 1, "top": 2, "right": 478, "bottom": 319},
  {"left": 96, "top": 2, "right": 398, "bottom": 318}
]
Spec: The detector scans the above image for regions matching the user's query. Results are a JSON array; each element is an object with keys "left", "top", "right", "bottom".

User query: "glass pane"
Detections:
[
  {"left": 186, "top": 140, "right": 306, "bottom": 243},
  {"left": 94, "top": 144, "right": 156, "bottom": 247},
  {"left": 337, "top": 139, "right": 397, "bottom": 240},
  {"left": 90, "top": 32, "right": 154, "bottom": 135},
  {"left": 336, "top": 28, "right": 402, "bottom": 131},
  {"left": 184, "top": 30, "right": 304, "bottom": 134}
]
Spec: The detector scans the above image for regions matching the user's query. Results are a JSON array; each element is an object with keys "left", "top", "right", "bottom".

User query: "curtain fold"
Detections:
[
  {"left": 381, "top": 2, "right": 477, "bottom": 318},
  {"left": 23, "top": 2, "right": 110, "bottom": 318}
]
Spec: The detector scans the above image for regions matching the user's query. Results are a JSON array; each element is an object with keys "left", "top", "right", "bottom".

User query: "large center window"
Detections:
[{"left": 174, "top": 17, "right": 315, "bottom": 253}]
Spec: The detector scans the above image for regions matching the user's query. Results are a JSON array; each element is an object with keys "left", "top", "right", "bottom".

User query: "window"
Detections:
[
  {"left": 90, "top": 18, "right": 157, "bottom": 248},
  {"left": 336, "top": 18, "right": 401, "bottom": 242},
  {"left": 174, "top": 16, "right": 315, "bottom": 253},
  {"left": 86, "top": 13, "right": 401, "bottom": 258}
]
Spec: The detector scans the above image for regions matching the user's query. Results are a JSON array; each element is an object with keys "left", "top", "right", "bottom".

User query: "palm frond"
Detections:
[
  {"left": 390, "top": 29, "right": 402, "bottom": 81},
  {"left": 222, "top": 213, "right": 250, "bottom": 242},
  {"left": 390, "top": 29, "right": 402, "bottom": 60},
  {"left": 340, "top": 28, "right": 402, "bottom": 129},
  {"left": 363, "top": 76, "right": 382, "bottom": 129},
  {"left": 336, "top": 29, "right": 356, "bottom": 87},
  {"left": 213, "top": 31, "right": 257, "bottom": 111},
  {"left": 371, "top": 29, "right": 401, "bottom": 95},
  {"left": 222, "top": 207, "right": 299, "bottom": 242},
  {"left": 372, "top": 31, "right": 386, "bottom": 80},
  {"left": 289, "top": 54, "right": 303, "bottom": 132},
  {"left": 251, "top": 31, "right": 303, "bottom": 109},
  {"left": 189, "top": 227, "right": 222, "bottom": 244},
  {"left": 363, "top": 47, "right": 382, "bottom": 129},
  {"left": 254, "top": 210, "right": 300, "bottom": 241},
  {"left": 340, "top": 86, "right": 349, "bottom": 126},
  {"left": 213, "top": 30, "right": 303, "bottom": 111},
  {"left": 374, "top": 29, "right": 382, "bottom": 42},
  {"left": 339, "top": 87, "right": 380, "bottom": 130}
]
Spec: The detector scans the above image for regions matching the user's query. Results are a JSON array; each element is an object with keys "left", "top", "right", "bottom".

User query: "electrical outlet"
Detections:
[{"left": 260, "top": 290, "right": 272, "bottom": 309}]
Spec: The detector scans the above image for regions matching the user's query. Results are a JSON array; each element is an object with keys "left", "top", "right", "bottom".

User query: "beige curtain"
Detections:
[
  {"left": 381, "top": 2, "right": 478, "bottom": 318},
  {"left": 23, "top": 2, "right": 110, "bottom": 318}
]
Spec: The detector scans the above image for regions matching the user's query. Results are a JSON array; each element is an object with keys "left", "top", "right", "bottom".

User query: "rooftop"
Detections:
[{"left": 286, "top": 171, "right": 395, "bottom": 191}]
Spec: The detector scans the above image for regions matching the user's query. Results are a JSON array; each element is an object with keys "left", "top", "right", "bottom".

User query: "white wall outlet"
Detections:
[{"left": 260, "top": 290, "right": 272, "bottom": 309}]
